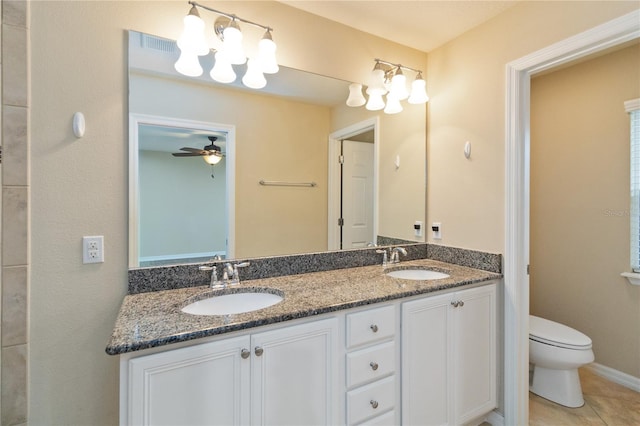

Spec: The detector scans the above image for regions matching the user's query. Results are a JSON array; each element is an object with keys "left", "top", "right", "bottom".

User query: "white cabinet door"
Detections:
[
  {"left": 128, "top": 335, "right": 251, "bottom": 426},
  {"left": 401, "top": 292, "right": 451, "bottom": 426},
  {"left": 401, "top": 283, "right": 497, "bottom": 426},
  {"left": 452, "top": 284, "right": 497, "bottom": 425},
  {"left": 251, "top": 317, "right": 340, "bottom": 426}
]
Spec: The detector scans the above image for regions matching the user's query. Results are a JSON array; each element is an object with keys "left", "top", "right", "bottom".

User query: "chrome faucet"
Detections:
[
  {"left": 376, "top": 249, "right": 389, "bottom": 268},
  {"left": 199, "top": 264, "right": 223, "bottom": 289},
  {"left": 222, "top": 261, "right": 251, "bottom": 285},
  {"left": 390, "top": 247, "right": 407, "bottom": 264}
]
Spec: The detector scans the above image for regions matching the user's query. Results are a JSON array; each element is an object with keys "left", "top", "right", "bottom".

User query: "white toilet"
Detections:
[{"left": 529, "top": 315, "right": 594, "bottom": 408}]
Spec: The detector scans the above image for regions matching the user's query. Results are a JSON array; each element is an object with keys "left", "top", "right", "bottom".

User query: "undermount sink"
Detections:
[
  {"left": 386, "top": 268, "right": 450, "bottom": 280},
  {"left": 182, "top": 289, "right": 284, "bottom": 316}
]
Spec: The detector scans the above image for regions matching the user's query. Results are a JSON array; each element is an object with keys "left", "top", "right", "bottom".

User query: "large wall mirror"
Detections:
[{"left": 128, "top": 30, "right": 426, "bottom": 268}]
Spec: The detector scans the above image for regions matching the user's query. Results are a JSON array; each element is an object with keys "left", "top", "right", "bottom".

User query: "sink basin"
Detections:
[
  {"left": 386, "top": 268, "right": 450, "bottom": 280},
  {"left": 182, "top": 290, "right": 284, "bottom": 316}
]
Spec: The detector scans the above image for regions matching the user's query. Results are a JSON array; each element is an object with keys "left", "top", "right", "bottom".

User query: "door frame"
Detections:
[
  {"left": 327, "top": 117, "right": 380, "bottom": 251},
  {"left": 503, "top": 10, "right": 640, "bottom": 425},
  {"left": 128, "top": 113, "right": 236, "bottom": 267}
]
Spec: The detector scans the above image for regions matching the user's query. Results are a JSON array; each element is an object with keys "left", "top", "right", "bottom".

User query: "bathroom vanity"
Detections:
[{"left": 108, "top": 259, "right": 500, "bottom": 425}]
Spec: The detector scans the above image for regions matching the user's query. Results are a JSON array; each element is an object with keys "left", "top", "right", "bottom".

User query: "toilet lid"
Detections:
[{"left": 529, "top": 315, "right": 592, "bottom": 349}]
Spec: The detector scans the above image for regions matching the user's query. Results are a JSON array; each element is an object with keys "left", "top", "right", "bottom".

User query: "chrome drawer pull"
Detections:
[
  {"left": 370, "top": 400, "right": 379, "bottom": 409},
  {"left": 370, "top": 324, "right": 379, "bottom": 333},
  {"left": 370, "top": 362, "right": 379, "bottom": 371},
  {"left": 241, "top": 348, "right": 250, "bottom": 359},
  {"left": 254, "top": 346, "right": 264, "bottom": 356}
]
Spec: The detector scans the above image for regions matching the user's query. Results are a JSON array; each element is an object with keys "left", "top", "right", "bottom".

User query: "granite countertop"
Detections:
[{"left": 106, "top": 259, "right": 501, "bottom": 355}]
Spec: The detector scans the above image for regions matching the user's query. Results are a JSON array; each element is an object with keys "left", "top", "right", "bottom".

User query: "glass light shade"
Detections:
[
  {"left": 174, "top": 51, "right": 203, "bottom": 77},
  {"left": 389, "top": 72, "right": 409, "bottom": 100},
  {"left": 366, "top": 68, "right": 387, "bottom": 95},
  {"left": 221, "top": 24, "right": 246, "bottom": 65},
  {"left": 258, "top": 32, "right": 279, "bottom": 74},
  {"left": 242, "top": 59, "right": 266, "bottom": 89},
  {"left": 176, "top": 7, "right": 209, "bottom": 56},
  {"left": 384, "top": 94, "right": 403, "bottom": 114},
  {"left": 408, "top": 78, "right": 429, "bottom": 104},
  {"left": 366, "top": 92, "right": 385, "bottom": 111},
  {"left": 203, "top": 153, "right": 223, "bottom": 165},
  {"left": 346, "top": 83, "right": 366, "bottom": 107},
  {"left": 210, "top": 52, "right": 236, "bottom": 83}
]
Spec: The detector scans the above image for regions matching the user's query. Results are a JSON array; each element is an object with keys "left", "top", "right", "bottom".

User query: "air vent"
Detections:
[{"left": 141, "top": 33, "right": 178, "bottom": 54}]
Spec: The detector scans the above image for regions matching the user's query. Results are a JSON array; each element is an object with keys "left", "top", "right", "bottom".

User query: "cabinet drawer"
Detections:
[
  {"left": 347, "top": 376, "right": 395, "bottom": 425},
  {"left": 346, "top": 305, "right": 395, "bottom": 348},
  {"left": 356, "top": 409, "right": 396, "bottom": 426},
  {"left": 347, "top": 341, "right": 395, "bottom": 388}
]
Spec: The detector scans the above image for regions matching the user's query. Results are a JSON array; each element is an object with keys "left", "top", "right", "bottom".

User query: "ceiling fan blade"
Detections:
[
  {"left": 179, "top": 147, "right": 207, "bottom": 154},
  {"left": 172, "top": 152, "right": 202, "bottom": 157}
]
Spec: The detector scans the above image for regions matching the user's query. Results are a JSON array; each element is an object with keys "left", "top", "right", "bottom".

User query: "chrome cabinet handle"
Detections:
[
  {"left": 254, "top": 346, "right": 264, "bottom": 356},
  {"left": 459, "top": 300, "right": 464, "bottom": 307},
  {"left": 370, "top": 324, "right": 379, "bottom": 333},
  {"left": 451, "top": 301, "right": 459, "bottom": 307},
  {"left": 370, "top": 400, "right": 379, "bottom": 409},
  {"left": 370, "top": 362, "right": 379, "bottom": 371},
  {"left": 241, "top": 348, "right": 250, "bottom": 359}
]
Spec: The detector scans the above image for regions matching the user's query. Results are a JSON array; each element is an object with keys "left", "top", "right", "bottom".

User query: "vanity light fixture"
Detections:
[
  {"left": 175, "top": 1, "right": 278, "bottom": 88},
  {"left": 349, "top": 59, "right": 429, "bottom": 114}
]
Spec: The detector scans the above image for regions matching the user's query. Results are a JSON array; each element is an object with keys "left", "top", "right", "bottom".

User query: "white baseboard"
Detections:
[
  {"left": 484, "top": 410, "right": 505, "bottom": 426},
  {"left": 585, "top": 362, "right": 640, "bottom": 392}
]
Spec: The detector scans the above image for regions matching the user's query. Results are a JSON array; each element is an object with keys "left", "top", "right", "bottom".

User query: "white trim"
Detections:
[
  {"left": 585, "top": 363, "right": 640, "bottom": 392},
  {"left": 139, "top": 251, "right": 225, "bottom": 263},
  {"left": 327, "top": 117, "right": 380, "bottom": 250},
  {"left": 484, "top": 410, "right": 505, "bottom": 426},
  {"left": 129, "top": 113, "right": 236, "bottom": 267},
  {"left": 504, "top": 9, "right": 640, "bottom": 425},
  {"left": 625, "top": 98, "right": 640, "bottom": 113}
]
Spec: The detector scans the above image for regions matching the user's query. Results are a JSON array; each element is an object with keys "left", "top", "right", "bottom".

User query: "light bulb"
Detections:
[
  {"left": 366, "top": 92, "right": 385, "bottom": 111},
  {"left": 346, "top": 83, "right": 366, "bottom": 107},
  {"left": 408, "top": 77, "right": 429, "bottom": 104},
  {"left": 210, "top": 52, "right": 236, "bottom": 83},
  {"left": 389, "top": 69, "right": 409, "bottom": 100},
  {"left": 242, "top": 58, "right": 266, "bottom": 89},
  {"left": 174, "top": 50, "right": 203, "bottom": 77},
  {"left": 221, "top": 22, "right": 246, "bottom": 65},
  {"left": 259, "top": 30, "right": 279, "bottom": 74},
  {"left": 384, "top": 94, "right": 403, "bottom": 114},
  {"left": 203, "top": 153, "right": 223, "bottom": 165},
  {"left": 176, "top": 6, "right": 209, "bottom": 56}
]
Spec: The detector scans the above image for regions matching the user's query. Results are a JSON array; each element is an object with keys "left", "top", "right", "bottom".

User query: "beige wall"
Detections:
[
  {"left": 28, "top": 1, "right": 426, "bottom": 424},
  {"left": 426, "top": 1, "right": 639, "bottom": 252},
  {"left": 530, "top": 43, "right": 640, "bottom": 377}
]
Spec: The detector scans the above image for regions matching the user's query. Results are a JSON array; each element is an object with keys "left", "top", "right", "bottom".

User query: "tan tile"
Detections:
[
  {"left": 529, "top": 392, "right": 605, "bottom": 426},
  {"left": 2, "top": 265, "right": 28, "bottom": 346},
  {"left": 580, "top": 368, "right": 640, "bottom": 403},
  {"left": 585, "top": 394, "right": 640, "bottom": 426},
  {"left": 2, "top": 105, "right": 28, "bottom": 186},
  {"left": 2, "top": 0, "right": 28, "bottom": 28},
  {"left": 2, "top": 23, "right": 28, "bottom": 107},
  {"left": 2, "top": 186, "right": 28, "bottom": 266},
  {"left": 1, "top": 343, "right": 27, "bottom": 425}
]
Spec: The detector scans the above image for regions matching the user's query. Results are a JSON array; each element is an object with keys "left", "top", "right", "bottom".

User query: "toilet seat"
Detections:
[{"left": 529, "top": 315, "right": 592, "bottom": 350}]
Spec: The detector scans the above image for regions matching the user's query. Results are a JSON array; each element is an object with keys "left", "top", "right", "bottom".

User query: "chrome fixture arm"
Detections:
[
  {"left": 374, "top": 58, "right": 423, "bottom": 76},
  {"left": 188, "top": 1, "right": 273, "bottom": 32}
]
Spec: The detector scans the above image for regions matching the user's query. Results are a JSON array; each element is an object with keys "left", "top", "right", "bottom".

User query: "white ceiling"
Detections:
[{"left": 280, "top": 1, "right": 520, "bottom": 52}]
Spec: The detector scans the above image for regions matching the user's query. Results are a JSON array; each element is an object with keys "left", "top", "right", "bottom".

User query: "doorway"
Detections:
[
  {"left": 328, "top": 118, "right": 379, "bottom": 251},
  {"left": 504, "top": 10, "right": 639, "bottom": 425}
]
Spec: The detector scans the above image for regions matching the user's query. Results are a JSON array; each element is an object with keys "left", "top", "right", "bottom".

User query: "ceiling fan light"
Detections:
[
  {"left": 177, "top": 6, "right": 209, "bottom": 56},
  {"left": 174, "top": 50, "right": 203, "bottom": 77},
  {"left": 346, "top": 83, "right": 366, "bottom": 107},
  {"left": 242, "top": 58, "right": 266, "bottom": 89},
  {"left": 210, "top": 52, "right": 236, "bottom": 83},
  {"left": 408, "top": 75, "right": 429, "bottom": 104},
  {"left": 258, "top": 30, "right": 279, "bottom": 74},
  {"left": 203, "top": 153, "right": 223, "bottom": 165}
]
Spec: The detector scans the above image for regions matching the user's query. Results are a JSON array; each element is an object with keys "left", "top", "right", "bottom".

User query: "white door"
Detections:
[
  {"left": 342, "top": 140, "right": 375, "bottom": 249},
  {"left": 251, "top": 317, "right": 340, "bottom": 426},
  {"left": 127, "top": 336, "right": 251, "bottom": 426}
]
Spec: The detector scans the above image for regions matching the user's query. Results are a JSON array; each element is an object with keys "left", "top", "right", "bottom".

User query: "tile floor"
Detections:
[{"left": 529, "top": 367, "right": 640, "bottom": 425}]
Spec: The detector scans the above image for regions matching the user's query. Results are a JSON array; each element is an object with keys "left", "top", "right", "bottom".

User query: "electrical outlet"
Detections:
[
  {"left": 83, "top": 236, "right": 104, "bottom": 264},
  {"left": 432, "top": 222, "right": 442, "bottom": 240}
]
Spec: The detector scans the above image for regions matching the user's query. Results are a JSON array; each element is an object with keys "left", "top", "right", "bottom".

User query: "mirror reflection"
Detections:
[{"left": 128, "top": 31, "right": 426, "bottom": 268}]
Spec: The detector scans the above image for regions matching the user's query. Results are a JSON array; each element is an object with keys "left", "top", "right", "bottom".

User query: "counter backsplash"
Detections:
[{"left": 128, "top": 243, "right": 502, "bottom": 294}]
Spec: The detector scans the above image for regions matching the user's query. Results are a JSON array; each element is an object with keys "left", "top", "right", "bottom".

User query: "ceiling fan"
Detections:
[{"left": 172, "top": 136, "right": 224, "bottom": 165}]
